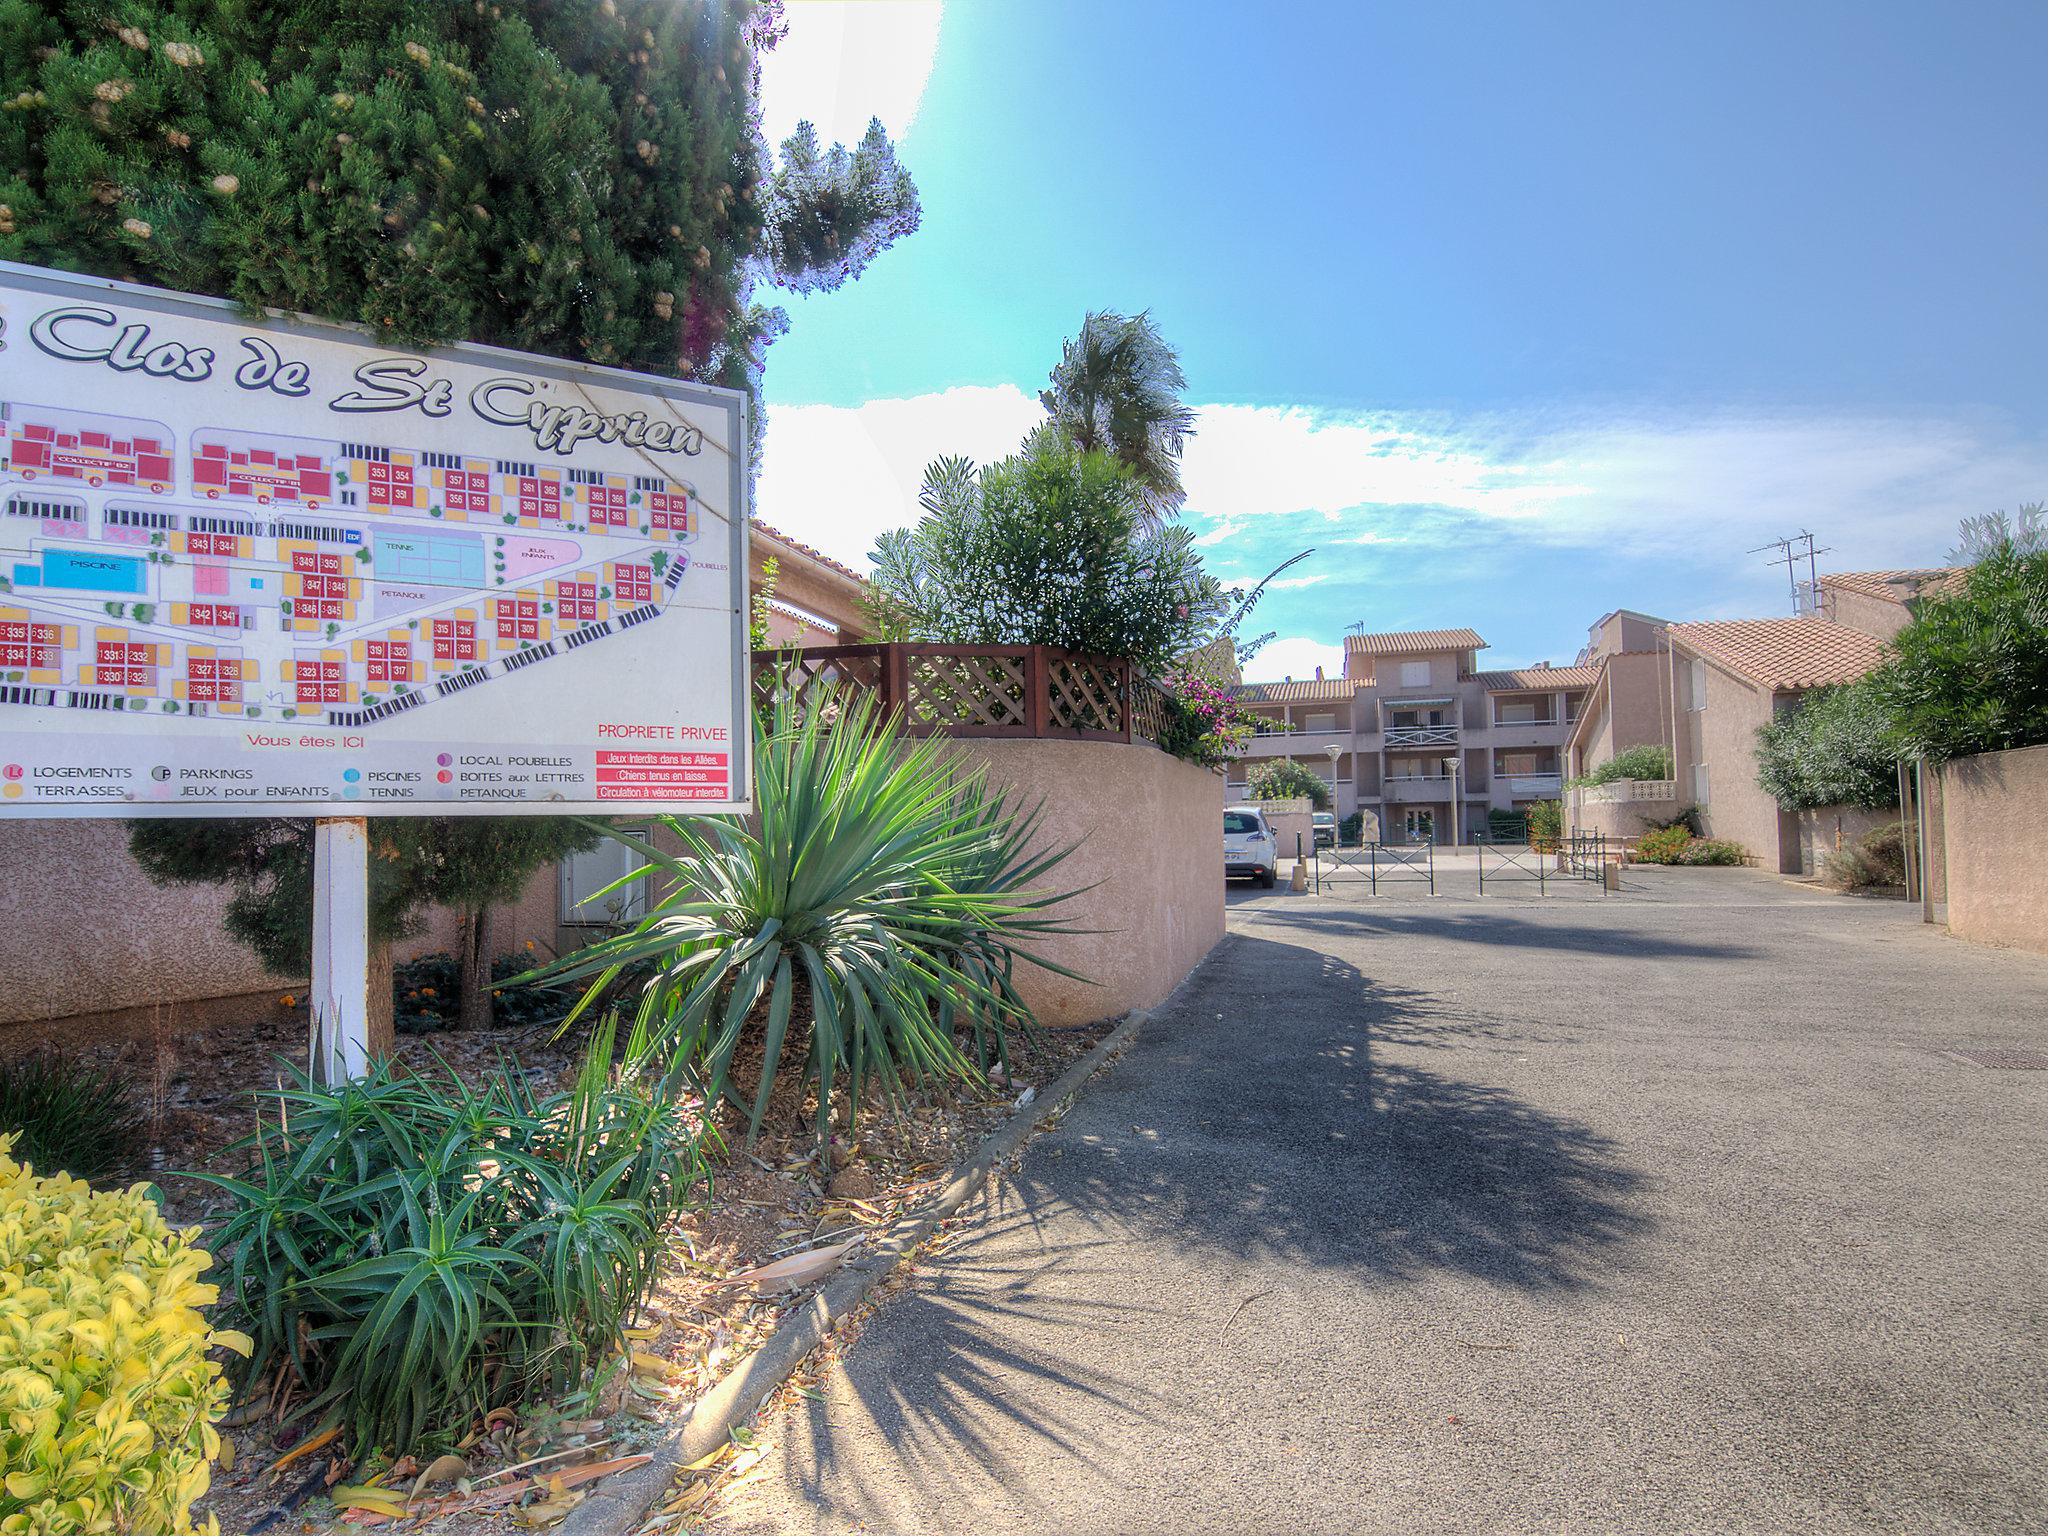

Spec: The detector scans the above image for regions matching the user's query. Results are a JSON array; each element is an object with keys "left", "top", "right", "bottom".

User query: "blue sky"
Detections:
[{"left": 756, "top": 1, "right": 2048, "bottom": 676}]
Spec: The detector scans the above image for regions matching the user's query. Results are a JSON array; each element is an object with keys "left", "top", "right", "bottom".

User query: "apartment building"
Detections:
[
  {"left": 1564, "top": 573, "right": 1958, "bottom": 873},
  {"left": 1227, "top": 627, "right": 1594, "bottom": 841},
  {"left": 1813, "top": 567, "right": 1964, "bottom": 642},
  {"left": 1232, "top": 564, "right": 1959, "bottom": 861}
]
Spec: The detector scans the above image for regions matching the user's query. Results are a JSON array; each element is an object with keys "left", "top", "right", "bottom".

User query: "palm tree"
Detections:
[{"left": 1039, "top": 310, "right": 1197, "bottom": 521}]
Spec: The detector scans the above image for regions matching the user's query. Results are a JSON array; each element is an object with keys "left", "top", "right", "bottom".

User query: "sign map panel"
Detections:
[{"left": 0, "top": 262, "right": 749, "bottom": 817}]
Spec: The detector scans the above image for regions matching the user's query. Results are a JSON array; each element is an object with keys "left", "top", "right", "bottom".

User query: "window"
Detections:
[
  {"left": 1303, "top": 712, "right": 1336, "bottom": 732},
  {"left": 560, "top": 832, "right": 652, "bottom": 925},
  {"left": 1693, "top": 763, "right": 1711, "bottom": 804},
  {"left": 1399, "top": 660, "right": 1431, "bottom": 688},
  {"left": 1223, "top": 811, "right": 1263, "bottom": 835}
]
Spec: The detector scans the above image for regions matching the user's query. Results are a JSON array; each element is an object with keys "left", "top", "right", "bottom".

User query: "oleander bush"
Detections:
[
  {"left": 1755, "top": 682, "right": 1901, "bottom": 811},
  {"left": 0, "top": 1051, "right": 145, "bottom": 1182},
  {"left": 1675, "top": 837, "right": 1746, "bottom": 866},
  {"left": 1634, "top": 827, "right": 1747, "bottom": 866},
  {"left": 0, "top": 1136, "right": 246, "bottom": 1536},
  {"left": 529, "top": 684, "right": 1082, "bottom": 1144},
  {"left": 1247, "top": 758, "right": 1332, "bottom": 810},
  {"left": 194, "top": 1023, "right": 705, "bottom": 1452},
  {"left": 1633, "top": 825, "right": 1695, "bottom": 864},
  {"left": 1823, "top": 822, "right": 1907, "bottom": 889}
]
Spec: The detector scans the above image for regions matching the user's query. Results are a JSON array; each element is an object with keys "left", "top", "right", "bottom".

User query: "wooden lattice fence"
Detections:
[{"left": 751, "top": 643, "right": 1176, "bottom": 749}]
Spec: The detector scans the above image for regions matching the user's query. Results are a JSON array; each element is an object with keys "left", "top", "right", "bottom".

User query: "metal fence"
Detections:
[
  {"left": 1476, "top": 840, "right": 1549, "bottom": 893},
  {"left": 1560, "top": 830, "right": 1622, "bottom": 889},
  {"left": 1314, "top": 837, "right": 1435, "bottom": 896}
]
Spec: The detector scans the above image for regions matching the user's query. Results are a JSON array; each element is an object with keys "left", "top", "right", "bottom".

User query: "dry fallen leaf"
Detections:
[
  {"left": 515, "top": 1475, "right": 586, "bottom": 1528},
  {"left": 411, "top": 1453, "right": 469, "bottom": 1498},
  {"left": 264, "top": 1425, "right": 340, "bottom": 1477},
  {"left": 682, "top": 1443, "right": 731, "bottom": 1473},
  {"left": 721, "top": 1238, "right": 858, "bottom": 1294}
]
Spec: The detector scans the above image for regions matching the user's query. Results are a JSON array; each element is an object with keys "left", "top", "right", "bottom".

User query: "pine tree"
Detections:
[
  {"left": 1, "top": 0, "right": 918, "bottom": 391},
  {"left": 129, "top": 818, "right": 604, "bottom": 1045},
  {"left": 5, "top": 0, "right": 919, "bottom": 1047}
]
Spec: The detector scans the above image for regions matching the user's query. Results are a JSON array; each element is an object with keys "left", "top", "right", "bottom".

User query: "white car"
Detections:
[{"left": 1224, "top": 807, "right": 1278, "bottom": 888}]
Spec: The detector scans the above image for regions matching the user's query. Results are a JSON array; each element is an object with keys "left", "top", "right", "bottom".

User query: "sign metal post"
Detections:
[{"left": 309, "top": 816, "right": 372, "bottom": 1083}]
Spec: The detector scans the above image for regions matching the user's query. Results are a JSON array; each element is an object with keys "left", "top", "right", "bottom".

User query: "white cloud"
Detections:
[
  {"left": 758, "top": 1, "right": 944, "bottom": 150},
  {"left": 1177, "top": 404, "right": 2045, "bottom": 570},
  {"left": 759, "top": 389, "right": 2046, "bottom": 583},
  {"left": 757, "top": 384, "right": 1040, "bottom": 565},
  {"left": 1243, "top": 637, "right": 1346, "bottom": 685}
]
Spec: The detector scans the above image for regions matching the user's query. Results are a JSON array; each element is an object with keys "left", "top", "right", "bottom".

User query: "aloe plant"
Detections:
[
  {"left": 532, "top": 684, "right": 1084, "bottom": 1143},
  {"left": 195, "top": 1018, "right": 706, "bottom": 1452}
]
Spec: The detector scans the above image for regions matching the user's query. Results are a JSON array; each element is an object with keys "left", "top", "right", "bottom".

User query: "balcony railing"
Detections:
[
  {"left": 1384, "top": 724, "right": 1459, "bottom": 746},
  {"left": 1503, "top": 772, "right": 1563, "bottom": 796},
  {"left": 1575, "top": 777, "right": 1679, "bottom": 805},
  {"left": 1240, "top": 727, "right": 1348, "bottom": 757},
  {"left": 752, "top": 642, "right": 1173, "bottom": 749},
  {"left": 1382, "top": 775, "right": 1455, "bottom": 803}
]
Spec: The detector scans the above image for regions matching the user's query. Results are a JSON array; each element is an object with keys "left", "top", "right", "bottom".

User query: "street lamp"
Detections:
[
  {"left": 1442, "top": 754, "right": 1461, "bottom": 848},
  {"left": 1323, "top": 741, "right": 1343, "bottom": 806}
]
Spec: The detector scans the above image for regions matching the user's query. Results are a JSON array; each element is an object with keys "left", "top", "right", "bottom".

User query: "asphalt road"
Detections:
[{"left": 712, "top": 868, "right": 2048, "bottom": 1534}]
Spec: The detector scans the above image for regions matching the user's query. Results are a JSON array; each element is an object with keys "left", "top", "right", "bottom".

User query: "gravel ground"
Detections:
[{"left": 710, "top": 867, "right": 2048, "bottom": 1535}]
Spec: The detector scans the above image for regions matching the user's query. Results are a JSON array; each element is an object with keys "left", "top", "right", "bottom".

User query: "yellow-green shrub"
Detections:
[{"left": 0, "top": 1137, "right": 248, "bottom": 1536}]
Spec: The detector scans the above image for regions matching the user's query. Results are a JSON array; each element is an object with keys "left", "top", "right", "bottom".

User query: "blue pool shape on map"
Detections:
[
  {"left": 16, "top": 548, "right": 148, "bottom": 593},
  {"left": 374, "top": 529, "right": 485, "bottom": 589}
]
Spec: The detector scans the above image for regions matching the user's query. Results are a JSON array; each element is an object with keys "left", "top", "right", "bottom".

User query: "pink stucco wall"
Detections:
[
  {"left": 1940, "top": 743, "right": 2048, "bottom": 956},
  {"left": 0, "top": 819, "right": 562, "bottom": 1028},
  {"left": 1569, "top": 793, "right": 1684, "bottom": 843},
  {"left": 941, "top": 737, "right": 1226, "bottom": 1028},
  {"left": 6, "top": 734, "right": 1224, "bottom": 1038},
  {"left": 1823, "top": 587, "right": 1913, "bottom": 643},
  {"left": 1676, "top": 658, "right": 1800, "bottom": 871}
]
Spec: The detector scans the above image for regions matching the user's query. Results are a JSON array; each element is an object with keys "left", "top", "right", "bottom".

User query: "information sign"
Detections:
[{"left": 0, "top": 261, "right": 750, "bottom": 816}]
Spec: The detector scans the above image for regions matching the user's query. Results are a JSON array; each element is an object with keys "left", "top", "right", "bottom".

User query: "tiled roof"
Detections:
[
  {"left": 1469, "top": 666, "right": 1601, "bottom": 691},
  {"left": 1342, "top": 627, "right": 1485, "bottom": 656},
  {"left": 1234, "top": 679, "right": 1356, "bottom": 704},
  {"left": 751, "top": 519, "right": 867, "bottom": 585},
  {"left": 1822, "top": 567, "right": 1965, "bottom": 603},
  {"left": 1668, "top": 618, "right": 1886, "bottom": 691}
]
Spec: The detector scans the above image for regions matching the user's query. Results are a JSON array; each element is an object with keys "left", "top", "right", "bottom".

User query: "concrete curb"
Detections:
[{"left": 560, "top": 1008, "right": 1152, "bottom": 1536}]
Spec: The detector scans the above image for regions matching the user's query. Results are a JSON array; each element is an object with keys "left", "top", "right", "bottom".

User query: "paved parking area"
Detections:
[{"left": 714, "top": 868, "right": 2048, "bottom": 1535}]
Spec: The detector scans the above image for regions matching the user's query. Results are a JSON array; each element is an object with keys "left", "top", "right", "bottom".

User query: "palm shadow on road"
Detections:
[{"left": 723, "top": 930, "right": 1659, "bottom": 1532}]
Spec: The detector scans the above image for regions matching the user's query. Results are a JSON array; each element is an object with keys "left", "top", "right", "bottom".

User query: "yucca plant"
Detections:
[
  {"left": 531, "top": 684, "right": 1084, "bottom": 1143},
  {"left": 194, "top": 1018, "right": 707, "bottom": 1452}
]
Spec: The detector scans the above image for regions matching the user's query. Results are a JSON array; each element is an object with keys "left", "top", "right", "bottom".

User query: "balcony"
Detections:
[
  {"left": 1237, "top": 726, "right": 1350, "bottom": 759},
  {"left": 1382, "top": 774, "right": 1455, "bottom": 803},
  {"left": 1503, "top": 772, "right": 1563, "bottom": 797},
  {"left": 1485, "top": 719, "right": 1571, "bottom": 748},
  {"left": 1384, "top": 724, "right": 1459, "bottom": 747}
]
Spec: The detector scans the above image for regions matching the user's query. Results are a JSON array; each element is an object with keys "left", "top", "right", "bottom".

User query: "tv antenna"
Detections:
[{"left": 1749, "top": 531, "right": 1832, "bottom": 615}]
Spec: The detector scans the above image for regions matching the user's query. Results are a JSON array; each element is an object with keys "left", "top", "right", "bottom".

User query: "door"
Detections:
[{"left": 1403, "top": 809, "right": 1434, "bottom": 843}]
